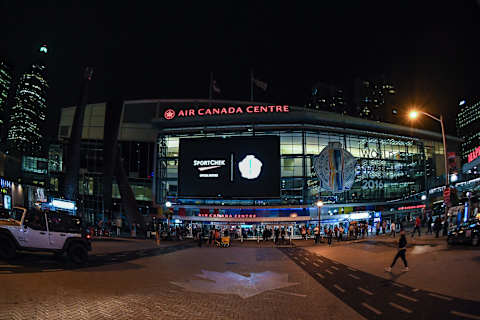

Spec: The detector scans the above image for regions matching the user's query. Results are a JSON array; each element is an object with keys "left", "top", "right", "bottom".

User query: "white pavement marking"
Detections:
[
  {"left": 389, "top": 302, "right": 413, "bottom": 313},
  {"left": 333, "top": 284, "right": 346, "bottom": 293},
  {"left": 362, "top": 302, "right": 382, "bottom": 315},
  {"left": 312, "top": 262, "right": 319, "bottom": 267},
  {"left": 347, "top": 267, "right": 357, "bottom": 272},
  {"left": 412, "top": 288, "right": 420, "bottom": 292},
  {"left": 428, "top": 293, "right": 453, "bottom": 301},
  {"left": 392, "top": 282, "right": 404, "bottom": 288},
  {"left": 332, "top": 260, "right": 339, "bottom": 264},
  {"left": 348, "top": 274, "right": 360, "bottom": 280},
  {"left": 396, "top": 293, "right": 418, "bottom": 302},
  {"left": 317, "top": 259, "right": 324, "bottom": 263},
  {"left": 293, "top": 257, "right": 299, "bottom": 260},
  {"left": 304, "top": 257, "right": 310, "bottom": 261},
  {"left": 331, "top": 266, "right": 339, "bottom": 270},
  {"left": 300, "top": 261, "right": 306, "bottom": 266},
  {"left": 357, "top": 287, "right": 373, "bottom": 296},
  {"left": 450, "top": 311, "right": 480, "bottom": 320},
  {"left": 315, "top": 273, "right": 324, "bottom": 279},
  {"left": 273, "top": 290, "right": 307, "bottom": 298},
  {"left": 325, "top": 269, "right": 333, "bottom": 275}
]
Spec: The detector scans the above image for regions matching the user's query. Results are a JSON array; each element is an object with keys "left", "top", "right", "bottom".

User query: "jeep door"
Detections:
[
  {"left": 23, "top": 210, "right": 50, "bottom": 249},
  {"left": 46, "top": 213, "right": 68, "bottom": 249}
]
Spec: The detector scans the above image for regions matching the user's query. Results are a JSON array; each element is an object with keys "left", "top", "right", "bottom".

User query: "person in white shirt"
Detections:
[{"left": 391, "top": 222, "right": 396, "bottom": 238}]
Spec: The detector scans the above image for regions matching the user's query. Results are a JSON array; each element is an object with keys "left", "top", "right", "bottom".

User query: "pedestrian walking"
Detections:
[
  {"left": 327, "top": 228, "right": 333, "bottom": 246},
  {"left": 281, "top": 228, "right": 286, "bottom": 244},
  {"left": 385, "top": 229, "right": 408, "bottom": 272},
  {"left": 208, "top": 229, "right": 213, "bottom": 247},
  {"left": 390, "top": 221, "right": 396, "bottom": 238},
  {"left": 412, "top": 216, "right": 421, "bottom": 238},
  {"left": 339, "top": 225, "right": 344, "bottom": 241},
  {"left": 382, "top": 220, "right": 387, "bottom": 234},
  {"left": 427, "top": 215, "right": 433, "bottom": 234},
  {"left": 434, "top": 217, "right": 441, "bottom": 238},
  {"left": 301, "top": 226, "right": 307, "bottom": 240},
  {"left": 376, "top": 221, "right": 380, "bottom": 236},
  {"left": 442, "top": 217, "right": 449, "bottom": 236},
  {"left": 314, "top": 225, "right": 320, "bottom": 244}
]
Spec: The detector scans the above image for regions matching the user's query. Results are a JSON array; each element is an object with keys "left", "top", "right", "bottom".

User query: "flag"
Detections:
[
  {"left": 212, "top": 80, "right": 221, "bottom": 94},
  {"left": 253, "top": 78, "right": 268, "bottom": 91}
]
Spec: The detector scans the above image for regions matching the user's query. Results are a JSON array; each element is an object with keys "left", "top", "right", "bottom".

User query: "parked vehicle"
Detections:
[
  {"left": 0, "top": 207, "right": 91, "bottom": 264},
  {"left": 447, "top": 218, "right": 480, "bottom": 246}
]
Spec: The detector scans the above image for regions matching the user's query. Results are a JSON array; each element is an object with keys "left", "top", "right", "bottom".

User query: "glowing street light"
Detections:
[
  {"left": 409, "top": 109, "right": 449, "bottom": 218},
  {"left": 316, "top": 200, "right": 324, "bottom": 207},
  {"left": 165, "top": 201, "right": 172, "bottom": 208}
]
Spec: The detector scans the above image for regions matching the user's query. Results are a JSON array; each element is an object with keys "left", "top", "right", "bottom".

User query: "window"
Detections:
[{"left": 24, "top": 210, "right": 47, "bottom": 231}]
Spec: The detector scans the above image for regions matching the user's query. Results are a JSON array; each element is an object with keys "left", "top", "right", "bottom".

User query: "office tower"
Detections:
[
  {"left": 7, "top": 45, "right": 48, "bottom": 156},
  {"left": 456, "top": 99, "right": 480, "bottom": 164},
  {"left": 0, "top": 60, "right": 13, "bottom": 135},
  {"left": 353, "top": 76, "right": 396, "bottom": 121},
  {"left": 306, "top": 82, "right": 348, "bottom": 114}
]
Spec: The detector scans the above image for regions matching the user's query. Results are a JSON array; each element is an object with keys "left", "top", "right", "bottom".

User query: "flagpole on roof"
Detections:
[
  {"left": 209, "top": 71, "right": 213, "bottom": 101},
  {"left": 250, "top": 69, "right": 254, "bottom": 101}
]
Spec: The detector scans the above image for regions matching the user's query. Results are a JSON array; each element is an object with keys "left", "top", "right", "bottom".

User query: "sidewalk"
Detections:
[
  {"left": 91, "top": 238, "right": 194, "bottom": 255},
  {"left": 305, "top": 235, "right": 480, "bottom": 302}
]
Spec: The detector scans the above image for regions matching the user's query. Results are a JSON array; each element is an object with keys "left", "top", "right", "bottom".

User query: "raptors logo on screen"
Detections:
[
  {"left": 164, "top": 109, "right": 176, "bottom": 120},
  {"left": 238, "top": 155, "right": 263, "bottom": 179}
]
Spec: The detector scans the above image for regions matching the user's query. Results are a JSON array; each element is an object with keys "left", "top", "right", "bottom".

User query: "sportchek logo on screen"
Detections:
[
  {"left": 163, "top": 105, "right": 289, "bottom": 120},
  {"left": 193, "top": 159, "right": 226, "bottom": 178}
]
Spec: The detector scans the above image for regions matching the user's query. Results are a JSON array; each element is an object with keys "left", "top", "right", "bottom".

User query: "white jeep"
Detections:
[{"left": 0, "top": 207, "right": 91, "bottom": 264}]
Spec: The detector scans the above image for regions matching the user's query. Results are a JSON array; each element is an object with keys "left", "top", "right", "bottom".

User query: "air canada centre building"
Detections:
[{"left": 145, "top": 99, "right": 460, "bottom": 224}]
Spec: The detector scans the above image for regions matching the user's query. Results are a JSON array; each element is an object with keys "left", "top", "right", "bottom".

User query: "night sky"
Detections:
[{"left": 1, "top": 1, "right": 479, "bottom": 137}]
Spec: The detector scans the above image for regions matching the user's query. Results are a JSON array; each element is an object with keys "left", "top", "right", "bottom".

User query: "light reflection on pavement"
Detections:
[{"left": 171, "top": 270, "right": 299, "bottom": 299}]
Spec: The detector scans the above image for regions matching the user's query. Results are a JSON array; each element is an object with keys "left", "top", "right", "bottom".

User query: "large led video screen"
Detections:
[{"left": 178, "top": 136, "right": 280, "bottom": 198}]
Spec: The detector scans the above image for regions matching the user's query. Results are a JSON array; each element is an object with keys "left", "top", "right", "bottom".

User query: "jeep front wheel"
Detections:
[
  {"left": 0, "top": 237, "right": 17, "bottom": 260},
  {"left": 67, "top": 243, "right": 88, "bottom": 265}
]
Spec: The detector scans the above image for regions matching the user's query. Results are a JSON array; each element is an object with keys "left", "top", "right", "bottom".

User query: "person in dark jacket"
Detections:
[{"left": 385, "top": 229, "right": 408, "bottom": 272}]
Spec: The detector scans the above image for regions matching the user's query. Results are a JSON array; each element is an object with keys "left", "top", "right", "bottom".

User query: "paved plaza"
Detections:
[{"left": 0, "top": 236, "right": 479, "bottom": 320}]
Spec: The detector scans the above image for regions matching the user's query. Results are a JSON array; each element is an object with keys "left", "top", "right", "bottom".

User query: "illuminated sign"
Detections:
[
  {"left": 0, "top": 178, "right": 11, "bottom": 189},
  {"left": 4, "top": 195, "right": 11, "bottom": 210},
  {"left": 468, "top": 146, "right": 480, "bottom": 163},
  {"left": 193, "top": 159, "right": 226, "bottom": 178},
  {"left": 51, "top": 198, "right": 76, "bottom": 210},
  {"left": 198, "top": 213, "right": 257, "bottom": 218},
  {"left": 238, "top": 155, "right": 262, "bottom": 179},
  {"left": 398, "top": 204, "right": 426, "bottom": 210},
  {"left": 163, "top": 105, "right": 290, "bottom": 120}
]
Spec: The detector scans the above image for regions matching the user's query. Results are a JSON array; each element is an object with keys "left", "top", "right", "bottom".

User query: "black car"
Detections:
[{"left": 447, "top": 218, "right": 480, "bottom": 246}]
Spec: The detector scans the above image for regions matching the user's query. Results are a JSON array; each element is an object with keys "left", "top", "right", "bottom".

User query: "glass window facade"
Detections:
[{"left": 156, "top": 128, "right": 441, "bottom": 206}]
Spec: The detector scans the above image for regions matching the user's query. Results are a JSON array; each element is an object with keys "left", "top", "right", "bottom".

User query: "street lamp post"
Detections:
[
  {"left": 316, "top": 200, "right": 324, "bottom": 224},
  {"left": 409, "top": 110, "right": 449, "bottom": 218}
]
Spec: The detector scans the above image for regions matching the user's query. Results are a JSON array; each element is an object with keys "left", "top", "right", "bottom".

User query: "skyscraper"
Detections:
[
  {"left": 353, "top": 76, "right": 396, "bottom": 122},
  {"left": 0, "top": 60, "right": 13, "bottom": 136},
  {"left": 305, "top": 82, "right": 349, "bottom": 114},
  {"left": 456, "top": 99, "right": 480, "bottom": 164},
  {"left": 7, "top": 45, "right": 48, "bottom": 156}
]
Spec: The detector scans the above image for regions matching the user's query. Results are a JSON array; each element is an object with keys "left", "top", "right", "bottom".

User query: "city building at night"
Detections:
[
  {"left": 6, "top": 45, "right": 48, "bottom": 156},
  {"left": 305, "top": 82, "right": 349, "bottom": 114},
  {"left": 457, "top": 99, "right": 480, "bottom": 173},
  {"left": 353, "top": 76, "right": 397, "bottom": 122},
  {"left": 0, "top": 60, "right": 13, "bottom": 137}
]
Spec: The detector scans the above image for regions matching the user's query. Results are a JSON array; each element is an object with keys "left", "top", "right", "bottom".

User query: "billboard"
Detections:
[{"left": 178, "top": 136, "right": 280, "bottom": 198}]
